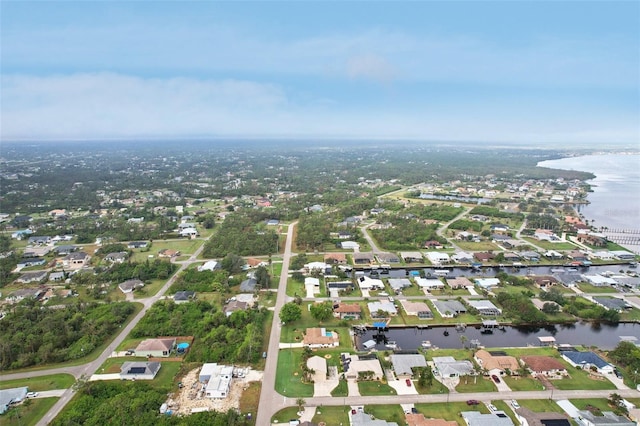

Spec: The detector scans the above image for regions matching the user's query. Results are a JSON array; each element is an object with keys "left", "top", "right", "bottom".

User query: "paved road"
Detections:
[
  {"left": 255, "top": 221, "right": 297, "bottom": 426},
  {"left": 17, "top": 243, "right": 208, "bottom": 426}
]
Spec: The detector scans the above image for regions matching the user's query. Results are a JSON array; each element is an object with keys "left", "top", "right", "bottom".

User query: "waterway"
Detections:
[{"left": 354, "top": 321, "right": 640, "bottom": 351}]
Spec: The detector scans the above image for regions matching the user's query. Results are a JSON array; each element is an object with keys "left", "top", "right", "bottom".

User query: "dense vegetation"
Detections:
[
  {"left": 169, "top": 268, "right": 231, "bottom": 293},
  {"left": 202, "top": 213, "right": 278, "bottom": 257},
  {"left": 53, "top": 381, "right": 250, "bottom": 426},
  {"left": 370, "top": 217, "right": 442, "bottom": 250},
  {"left": 495, "top": 292, "right": 546, "bottom": 324},
  {"left": 132, "top": 300, "right": 268, "bottom": 364},
  {"left": 0, "top": 301, "right": 135, "bottom": 370},
  {"left": 608, "top": 341, "right": 640, "bottom": 384}
]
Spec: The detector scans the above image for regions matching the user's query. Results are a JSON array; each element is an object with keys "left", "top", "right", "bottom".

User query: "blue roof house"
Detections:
[{"left": 561, "top": 351, "right": 613, "bottom": 374}]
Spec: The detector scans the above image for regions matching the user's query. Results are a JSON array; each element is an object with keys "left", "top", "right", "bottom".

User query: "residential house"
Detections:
[
  {"left": 11, "top": 229, "right": 33, "bottom": 240},
  {"left": 426, "top": 252, "right": 450, "bottom": 265},
  {"left": 173, "top": 290, "right": 196, "bottom": 304},
  {"left": 376, "top": 252, "right": 400, "bottom": 264},
  {"left": 368, "top": 301, "right": 398, "bottom": 317},
  {"left": 531, "top": 276, "right": 559, "bottom": 289},
  {"left": 474, "top": 350, "right": 519, "bottom": 374},
  {"left": 388, "top": 278, "right": 412, "bottom": 294},
  {"left": 62, "top": 251, "right": 90, "bottom": 268},
  {"left": 341, "top": 241, "right": 361, "bottom": 250},
  {"left": 400, "top": 252, "right": 424, "bottom": 263},
  {"left": 352, "top": 411, "right": 399, "bottom": 426},
  {"left": 432, "top": 356, "right": 475, "bottom": 378},
  {"left": 447, "top": 277, "right": 473, "bottom": 289},
  {"left": 303, "top": 328, "right": 339, "bottom": 348},
  {"left": 158, "top": 249, "right": 181, "bottom": 258},
  {"left": 520, "top": 251, "right": 541, "bottom": 262},
  {"left": 28, "top": 236, "right": 51, "bottom": 246},
  {"left": 400, "top": 300, "right": 433, "bottom": 319},
  {"left": 54, "top": 245, "right": 77, "bottom": 256},
  {"left": 240, "top": 278, "right": 258, "bottom": 292},
  {"left": 592, "top": 297, "right": 631, "bottom": 311},
  {"left": 582, "top": 275, "right": 617, "bottom": 287},
  {"left": 415, "top": 277, "right": 445, "bottom": 291},
  {"left": 48, "top": 271, "right": 66, "bottom": 282},
  {"left": 610, "top": 251, "right": 636, "bottom": 260},
  {"left": 0, "top": 387, "right": 28, "bottom": 415},
  {"left": 452, "top": 251, "right": 474, "bottom": 264},
  {"left": 560, "top": 351, "right": 613, "bottom": 374},
  {"left": 118, "top": 279, "right": 145, "bottom": 294},
  {"left": 223, "top": 300, "right": 248, "bottom": 317},
  {"left": 7, "top": 288, "right": 44, "bottom": 303},
  {"left": 515, "top": 408, "right": 570, "bottom": 426},
  {"left": 134, "top": 338, "right": 176, "bottom": 358},
  {"left": 119, "top": 362, "right": 161, "bottom": 380},
  {"left": 179, "top": 227, "right": 199, "bottom": 238},
  {"left": 424, "top": 240, "right": 444, "bottom": 249},
  {"left": 345, "top": 354, "right": 384, "bottom": 380},
  {"left": 490, "top": 224, "right": 510, "bottom": 234},
  {"left": 461, "top": 411, "right": 514, "bottom": 426},
  {"left": 474, "top": 278, "right": 500, "bottom": 290},
  {"left": 198, "top": 260, "right": 221, "bottom": 272},
  {"left": 576, "top": 411, "right": 635, "bottom": 426},
  {"left": 104, "top": 252, "right": 128, "bottom": 263},
  {"left": 468, "top": 300, "right": 502, "bottom": 316},
  {"left": 324, "top": 253, "right": 347, "bottom": 264},
  {"left": 17, "top": 258, "right": 46, "bottom": 269},
  {"left": 199, "top": 363, "right": 233, "bottom": 399},
  {"left": 353, "top": 252, "right": 374, "bottom": 264},
  {"left": 553, "top": 272, "right": 583, "bottom": 287},
  {"left": 333, "top": 303, "right": 362, "bottom": 320},
  {"left": 390, "top": 354, "right": 427, "bottom": 378},
  {"left": 432, "top": 300, "right": 467, "bottom": 318},
  {"left": 127, "top": 241, "right": 149, "bottom": 249},
  {"left": 535, "top": 229, "right": 560, "bottom": 241},
  {"left": 357, "top": 276, "right": 383, "bottom": 290},
  {"left": 544, "top": 250, "right": 564, "bottom": 260},
  {"left": 521, "top": 356, "right": 568, "bottom": 378},
  {"left": 16, "top": 271, "right": 48, "bottom": 284},
  {"left": 305, "top": 262, "right": 329, "bottom": 273}
]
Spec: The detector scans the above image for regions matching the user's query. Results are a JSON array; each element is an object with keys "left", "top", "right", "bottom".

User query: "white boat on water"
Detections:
[
  {"left": 421, "top": 340, "right": 432, "bottom": 348},
  {"left": 385, "top": 341, "right": 398, "bottom": 349}
]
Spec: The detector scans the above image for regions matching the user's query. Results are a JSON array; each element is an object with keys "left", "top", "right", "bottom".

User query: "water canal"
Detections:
[{"left": 354, "top": 321, "right": 640, "bottom": 351}]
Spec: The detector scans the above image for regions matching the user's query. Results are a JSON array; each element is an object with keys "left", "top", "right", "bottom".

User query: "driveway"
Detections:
[
  {"left": 347, "top": 378, "right": 361, "bottom": 396},
  {"left": 388, "top": 378, "right": 418, "bottom": 395}
]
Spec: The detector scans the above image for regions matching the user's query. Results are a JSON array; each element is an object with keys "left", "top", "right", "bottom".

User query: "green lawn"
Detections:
[
  {"left": 0, "top": 374, "right": 75, "bottom": 391},
  {"left": 133, "top": 278, "right": 167, "bottom": 298},
  {"left": 416, "top": 401, "right": 488, "bottom": 426},
  {"left": 620, "top": 307, "right": 640, "bottom": 321},
  {"left": 503, "top": 375, "right": 545, "bottom": 391},
  {"left": 363, "top": 405, "right": 406, "bottom": 424},
  {"left": 415, "top": 379, "right": 449, "bottom": 395},
  {"left": 148, "top": 239, "right": 205, "bottom": 256},
  {"left": 576, "top": 283, "right": 619, "bottom": 294},
  {"left": 0, "top": 397, "right": 58, "bottom": 426},
  {"left": 95, "top": 358, "right": 182, "bottom": 390},
  {"left": 569, "top": 398, "right": 611, "bottom": 412},
  {"left": 275, "top": 349, "right": 314, "bottom": 397},
  {"left": 313, "top": 406, "right": 350, "bottom": 425},
  {"left": 271, "top": 407, "right": 299, "bottom": 424},
  {"left": 553, "top": 367, "right": 616, "bottom": 391},
  {"left": 455, "top": 376, "right": 497, "bottom": 393},
  {"left": 330, "top": 379, "right": 348, "bottom": 397},
  {"left": 357, "top": 380, "right": 397, "bottom": 396},
  {"left": 519, "top": 399, "right": 564, "bottom": 413}
]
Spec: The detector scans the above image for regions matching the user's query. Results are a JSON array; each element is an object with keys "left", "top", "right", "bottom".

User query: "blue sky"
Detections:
[{"left": 1, "top": 1, "right": 639, "bottom": 144}]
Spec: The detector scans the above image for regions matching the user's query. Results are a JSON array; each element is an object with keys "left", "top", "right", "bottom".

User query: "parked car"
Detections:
[
  {"left": 351, "top": 409, "right": 356, "bottom": 415},
  {"left": 491, "top": 374, "right": 501, "bottom": 383},
  {"left": 614, "top": 369, "right": 623, "bottom": 379},
  {"left": 467, "top": 400, "right": 480, "bottom": 406},
  {"left": 26, "top": 392, "right": 38, "bottom": 398},
  {"left": 511, "top": 400, "right": 520, "bottom": 409},
  {"left": 405, "top": 379, "right": 412, "bottom": 387},
  {"left": 488, "top": 404, "right": 497, "bottom": 411}
]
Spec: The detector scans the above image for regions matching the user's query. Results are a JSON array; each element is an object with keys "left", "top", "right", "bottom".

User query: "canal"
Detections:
[{"left": 354, "top": 321, "right": 640, "bottom": 351}]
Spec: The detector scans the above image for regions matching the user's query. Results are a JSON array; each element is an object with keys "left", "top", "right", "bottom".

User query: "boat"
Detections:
[
  {"left": 421, "top": 340, "right": 432, "bottom": 348},
  {"left": 480, "top": 329, "right": 494, "bottom": 335},
  {"left": 385, "top": 341, "right": 398, "bottom": 349},
  {"left": 443, "top": 330, "right": 450, "bottom": 336}
]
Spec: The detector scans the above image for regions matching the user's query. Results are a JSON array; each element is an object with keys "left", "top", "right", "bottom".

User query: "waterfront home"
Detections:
[
  {"left": 474, "top": 278, "right": 500, "bottom": 290},
  {"left": 531, "top": 275, "right": 559, "bottom": 289},
  {"left": 400, "top": 300, "right": 433, "bottom": 319},
  {"left": 377, "top": 252, "right": 400, "bottom": 264},
  {"left": 368, "top": 301, "right": 398, "bottom": 317},
  {"left": 415, "top": 277, "right": 445, "bottom": 291},
  {"left": 388, "top": 278, "right": 412, "bottom": 294},
  {"left": 432, "top": 356, "right": 475, "bottom": 378},
  {"left": 358, "top": 275, "right": 383, "bottom": 290},
  {"left": 345, "top": 354, "right": 383, "bottom": 380},
  {"left": 592, "top": 297, "right": 631, "bottom": 311},
  {"left": 520, "top": 356, "right": 568, "bottom": 378},
  {"left": 303, "top": 328, "right": 339, "bottom": 348},
  {"left": 474, "top": 350, "right": 519, "bottom": 374},
  {"left": 333, "top": 303, "right": 362, "bottom": 320},
  {"left": 582, "top": 274, "right": 617, "bottom": 287},
  {"left": 426, "top": 252, "right": 450, "bottom": 265},
  {"left": 353, "top": 252, "right": 374, "bottom": 264},
  {"left": 561, "top": 351, "right": 613, "bottom": 374},
  {"left": 400, "top": 251, "right": 424, "bottom": 263},
  {"left": 447, "top": 276, "right": 473, "bottom": 289},
  {"left": 390, "top": 354, "right": 427, "bottom": 378},
  {"left": 432, "top": 300, "right": 467, "bottom": 318},
  {"left": 468, "top": 300, "right": 502, "bottom": 316},
  {"left": 452, "top": 251, "right": 474, "bottom": 263}
]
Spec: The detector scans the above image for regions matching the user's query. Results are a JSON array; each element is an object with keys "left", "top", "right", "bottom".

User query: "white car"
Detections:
[
  {"left": 511, "top": 400, "right": 520, "bottom": 409},
  {"left": 488, "top": 404, "right": 497, "bottom": 411},
  {"left": 26, "top": 392, "right": 38, "bottom": 398}
]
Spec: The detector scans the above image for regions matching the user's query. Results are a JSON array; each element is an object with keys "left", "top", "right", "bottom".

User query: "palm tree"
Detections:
[
  {"left": 296, "top": 398, "right": 306, "bottom": 414},
  {"left": 460, "top": 335, "right": 468, "bottom": 349}
]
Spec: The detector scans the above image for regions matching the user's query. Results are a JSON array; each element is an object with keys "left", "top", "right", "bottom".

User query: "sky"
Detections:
[{"left": 1, "top": 1, "right": 639, "bottom": 144}]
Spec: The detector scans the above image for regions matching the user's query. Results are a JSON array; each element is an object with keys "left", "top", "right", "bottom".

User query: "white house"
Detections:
[
  {"left": 426, "top": 252, "right": 450, "bottom": 265},
  {"left": 415, "top": 277, "right": 445, "bottom": 291},
  {"left": 179, "top": 227, "right": 199, "bottom": 238},
  {"left": 340, "top": 241, "right": 360, "bottom": 250},
  {"left": 198, "top": 260, "right": 221, "bottom": 272},
  {"left": 474, "top": 278, "right": 500, "bottom": 289},
  {"left": 357, "top": 276, "right": 384, "bottom": 290},
  {"left": 451, "top": 251, "right": 474, "bottom": 263},
  {"left": 200, "top": 363, "right": 234, "bottom": 399}
]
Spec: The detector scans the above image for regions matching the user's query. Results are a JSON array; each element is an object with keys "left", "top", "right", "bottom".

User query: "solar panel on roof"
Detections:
[{"left": 128, "top": 367, "right": 147, "bottom": 374}]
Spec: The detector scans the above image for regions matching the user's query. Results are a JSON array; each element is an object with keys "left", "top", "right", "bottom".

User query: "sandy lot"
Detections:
[{"left": 164, "top": 367, "right": 263, "bottom": 415}]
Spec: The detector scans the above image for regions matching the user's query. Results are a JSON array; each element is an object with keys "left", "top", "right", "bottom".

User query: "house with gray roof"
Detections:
[
  {"left": 553, "top": 272, "right": 583, "bottom": 287},
  {"left": 432, "top": 300, "right": 467, "bottom": 318},
  {"left": 368, "top": 301, "right": 398, "bottom": 317},
  {"left": 119, "top": 362, "right": 161, "bottom": 380},
  {"left": 433, "top": 356, "right": 475, "bottom": 378},
  {"left": 592, "top": 297, "right": 631, "bottom": 312},
  {"left": 0, "top": 387, "right": 28, "bottom": 414},
  {"left": 388, "top": 278, "right": 412, "bottom": 293},
  {"left": 390, "top": 354, "right": 427, "bottom": 377},
  {"left": 104, "top": 252, "right": 128, "bottom": 263},
  {"left": 461, "top": 411, "right": 514, "bottom": 426},
  {"left": 16, "top": 271, "right": 48, "bottom": 284},
  {"left": 352, "top": 411, "right": 399, "bottom": 426},
  {"left": 377, "top": 252, "right": 400, "bottom": 263},
  {"left": 118, "top": 279, "right": 145, "bottom": 294},
  {"left": 576, "top": 411, "right": 635, "bottom": 426},
  {"left": 468, "top": 300, "right": 502, "bottom": 316}
]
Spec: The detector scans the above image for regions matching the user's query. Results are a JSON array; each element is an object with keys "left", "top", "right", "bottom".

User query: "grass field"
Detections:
[
  {"left": 313, "top": 406, "right": 350, "bottom": 425},
  {"left": 363, "top": 404, "right": 406, "bottom": 424},
  {"left": 0, "top": 397, "right": 58, "bottom": 426},
  {"left": 503, "top": 375, "right": 545, "bottom": 391},
  {"left": 576, "top": 283, "right": 619, "bottom": 294},
  {"left": 416, "top": 401, "right": 488, "bottom": 426},
  {"left": 553, "top": 367, "right": 616, "bottom": 391},
  {"left": 95, "top": 359, "right": 182, "bottom": 390},
  {"left": 0, "top": 374, "right": 75, "bottom": 392},
  {"left": 275, "top": 349, "right": 314, "bottom": 397},
  {"left": 271, "top": 407, "right": 300, "bottom": 424},
  {"left": 569, "top": 398, "right": 611, "bottom": 412},
  {"left": 238, "top": 381, "right": 261, "bottom": 419},
  {"left": 358, "top": 380, "right": 397, "bottom": 396},
  {"left": 518, "top": 399, "right": 564, "bottom": 412},
  {"left": 330, "top": 379, "right": 349, "bottom": 397},
  {"left": 455, "top": 376, "right": 497, "bottom": 393}
]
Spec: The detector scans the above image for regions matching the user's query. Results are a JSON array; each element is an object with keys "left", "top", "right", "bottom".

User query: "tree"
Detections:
[
  {"left": 309, "top": 301, "right": 333, "bottom": 322},
  {"left": 296, "top": 398, "right": 306, "bottom": 414},
  {"left": 221, "top": 253, "right": 245, "bottom": 274},
  {"left": 542, "top": 302, "right": 560, "bottom": 315},
  {"left": 279, "top": 302, "right": 302, "bottom": 324}
]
